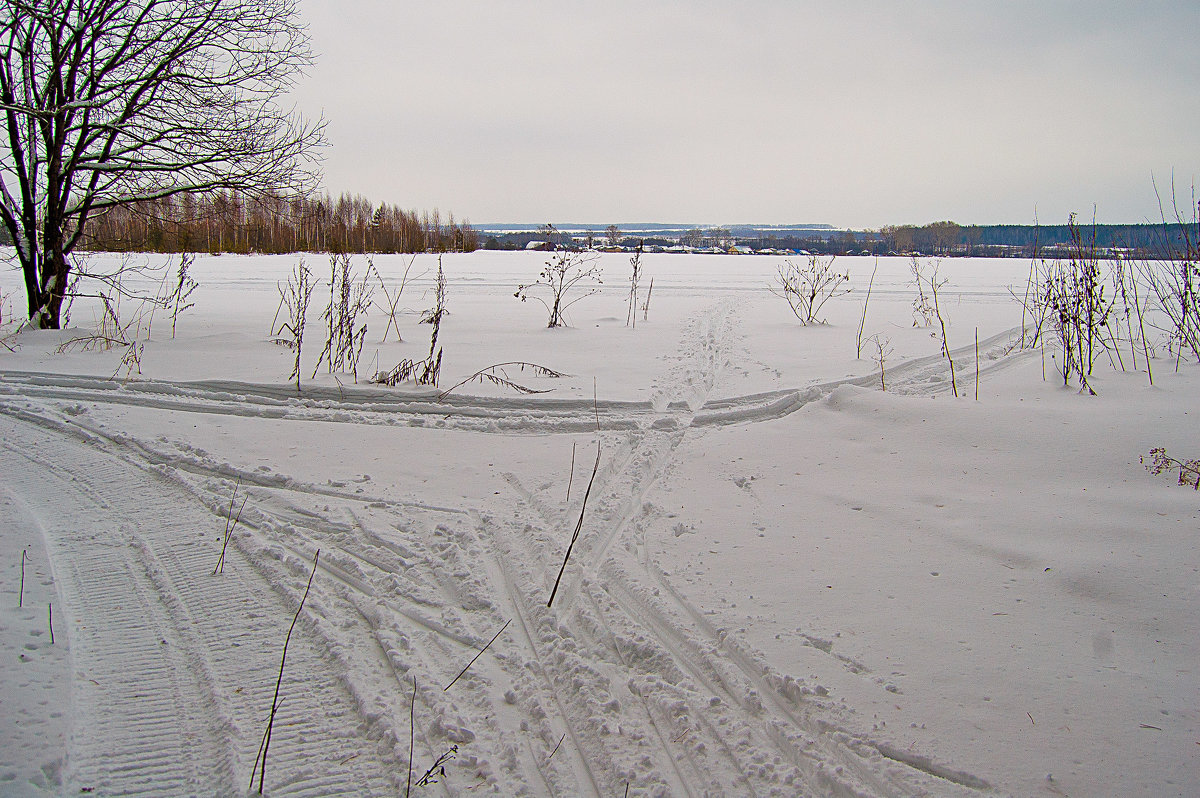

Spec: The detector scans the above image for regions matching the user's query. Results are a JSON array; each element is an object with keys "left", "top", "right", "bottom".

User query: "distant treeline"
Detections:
[
  {"left": 477, "top": 219, "right": 1197, "bottom": 258},
  {"left": 873, "top": 221, "right": 1196, "bottom": 258},
  {"left": 718, "top": 222, "right": 1194, "bottom": 258},
  {"left": 58, "top": 191, "right": 479, "bottom": 254},
  {"left": 1, "top": 210, "right": 1192, "bottom": 259}
]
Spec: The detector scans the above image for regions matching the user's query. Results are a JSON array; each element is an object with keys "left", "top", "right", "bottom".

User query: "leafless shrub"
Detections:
[
  {"left": 1136, "top": 186, "right": 1200, "bottom": 369},
  {"left": 271, "top": 260, "right": 316, "bottom": 394},
  {"left": 1032, "top": 216, "right": 1114, "bottom": 394},
  {"left": 313, "top": 254, "right": 374, "bottom": 381},
  {"left": 54, "top": 254, "right": 169, "bottom": 354},
  {"left": 642, "top": 277, "right": 654, "bottom": 323},
  {"left": 55, "top": 286, "right": 151, "bottom": 379},
  {"left": 516, "top": 248, "right": 603, "bottom": 328},
  {"left": 1142, "top": 447, "right": 1200, "bottom": 490},
  {"left": 771, "top": 255, "right": 850, "bottom": 325}
]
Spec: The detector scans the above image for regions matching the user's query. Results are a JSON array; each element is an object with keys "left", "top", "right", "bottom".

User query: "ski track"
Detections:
[
  {"left": 0, "top": 323, "right": 1027, "bottom": 435},
  {"left": 0, "top": 303, "right": 1017, "bottom": 795}
]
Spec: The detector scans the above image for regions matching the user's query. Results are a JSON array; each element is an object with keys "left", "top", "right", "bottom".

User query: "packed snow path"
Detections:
[{"left": 0, "top": 302, "right": 1016, "bottom": 796}]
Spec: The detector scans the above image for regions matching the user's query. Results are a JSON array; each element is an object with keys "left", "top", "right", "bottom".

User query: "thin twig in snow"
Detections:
[
  {"left": 253, "top": 549, "right": 319, "bottom": 794},
  {"left": 444, "top": 619, "right": 511, "bottom": 691},
  {"left": 548, "top": 382, "right": 601, "bottom": 608},
  {"left": 566, "top": 441, "right": 577, "bottom": 503},
  {"left": 406, "top": 676, "right": 416, "bottom": 798}
]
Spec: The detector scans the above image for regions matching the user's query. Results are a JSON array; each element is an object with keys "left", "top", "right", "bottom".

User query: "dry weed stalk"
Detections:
[
  {"left": 1142, "top": 447, "right": 1200, "bottom": 489},
  {"left": 910, "top": 257, "right": 938, "bottom": 327},
  {"left": 436, "top": 361, "right": 567, "bottom": 400},
  {"left": 627, "top": 241, "right": 644, "bottom": 328},
  {"left": 415, "top": 746, "right": 459, "bottom": 788},
  {"left": 406, "top": 676, "right": 416, "bottom": 797},
  {"left": 855, "top": 261, "right": 878, "bottom": 358},
  {"left": 376, "top": 254, "right": 419, "bottom": 343},
  {"left": 869, "top": 334, "right": 892, "bottom": 391},
  {"left": 975, "top": 328, "right": 980, "bottom": 401},
  {"left": 313, "top": 253, "right": 374, "bottom": 381},
  {"left": 372, "top": 258, "right": 446, "bottom": 387},
  {"left": 212, "top": 479, "right": 247, "bottom": 575},
  {"left": 252, "top": 549, "right": 319, "bottom": 795},
  {"left": 168, "top": 253, "right": 198, "bottom": 338},
  {"left": 548, "top": 384, "right": 601, "bottom": 608},
  {"left": 566, "top": 442, "right": 577, "bottom": 502},
  {"left": 913, "top": 259, "right": 958, "bottom": 396},
  {"left": 271, "top": 260, "right": 316, "bottom": 394}
]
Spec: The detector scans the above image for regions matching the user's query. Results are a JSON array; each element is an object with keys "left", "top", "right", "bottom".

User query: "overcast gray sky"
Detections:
[{"left": 293, "top": 1, "right": 1199, "bottom": 228}]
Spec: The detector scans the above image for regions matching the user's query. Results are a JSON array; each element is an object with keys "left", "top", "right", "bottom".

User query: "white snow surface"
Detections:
[{"left": 0, "top": 250, "right": 1197, "bottom": 797}]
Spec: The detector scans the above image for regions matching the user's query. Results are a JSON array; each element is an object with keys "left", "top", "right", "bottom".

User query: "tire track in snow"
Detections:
[{"left": 0, "top": 420, "right": 398, "bottom": 797}]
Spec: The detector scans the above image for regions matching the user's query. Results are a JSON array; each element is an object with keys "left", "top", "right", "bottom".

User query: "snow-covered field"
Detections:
[{"left": 1, "top": 250, "right": 1196, "bottom": 797}]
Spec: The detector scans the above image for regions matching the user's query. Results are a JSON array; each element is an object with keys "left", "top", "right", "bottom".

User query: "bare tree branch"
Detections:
[{"left": 0, "top": 0, "right": 325, "bottom": 328}]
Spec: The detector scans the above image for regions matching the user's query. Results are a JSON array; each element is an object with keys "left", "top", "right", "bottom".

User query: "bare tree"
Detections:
[
  {"left": 0, "top": 0, "right": 324, "bottom": 329},
  {"left": 605, "top": 224, "right": 621, "bottom": 248}
]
